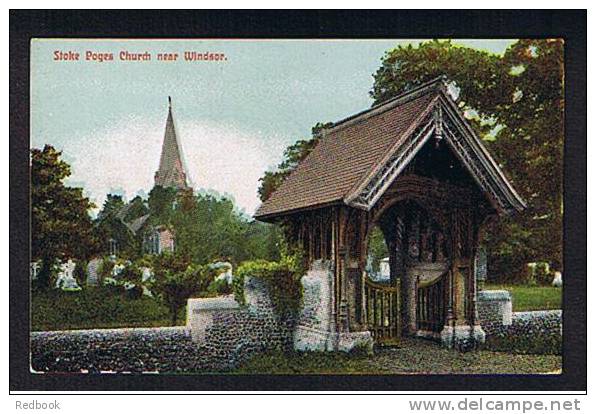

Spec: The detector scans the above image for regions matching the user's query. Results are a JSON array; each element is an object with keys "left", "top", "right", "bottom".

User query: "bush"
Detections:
[
  {"left": 118, "top": 261, "right": 143, "bottom": 284},
  {"left": 31, "top": 287, "right": 177, "bottom": 330},
  {"left": 149, "top": 258, "right": 218, "bottom": 324},
  {"left": 207, "top": 278, "right": 232, "bottom": 296},
  {"left": 124, "top": 284, "right": 144, "bottom": 300},
  {"left": 534, "top": 262, "right": 552, "bottom": 286},
  {"left": 73, "top": 260, "right": 87, "bottom": 286},
  {"left": 97, "top": 256, "right": 115, "bottom": 281},
  {"left": 234, "top": 251, "right": 305, "bottom": 317}
]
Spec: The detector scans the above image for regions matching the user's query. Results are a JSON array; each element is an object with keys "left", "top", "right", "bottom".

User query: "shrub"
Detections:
[
  {"left": 118, "top": 261, "right": 143, "bottom": 284},
  {"left": 73, "top": 260, "right": 87, "bottom": 286},
  {"left": 207, "top": 278, "right": 232, "bottom": 296},
  {"left": 97, "top": 256, "right": 115, "bottom": 281},
  {"left": 124, "top": 283, "right": 144, "bottom": 300},
  {"left": 534, "top": 262, "right": 552, "bottom": 286},
  {"left": 149, "top": 260, "right": 217, "bottom": 324},
  {"left": 234, "top": 251, "right": 305, "bottom": 317}
]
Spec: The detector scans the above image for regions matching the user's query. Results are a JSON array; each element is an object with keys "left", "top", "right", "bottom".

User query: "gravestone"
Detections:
[
  {"left": 552, "top": 271, "right": 562, "bottom": 288},
  {"left": 211, "top": 262, "right": 233, "bottom": 284},
  {"left": 30, "top": 261, "right": 41, "bottom": 281},
  {"left": 86, "top": 257, "right": 101, "bottom": 286},
  {"left": 55, "top": 259, "right": 82, "bottom": 291},
  {"left": 141, "top": 267, "right": 154, "bottom": 296}
]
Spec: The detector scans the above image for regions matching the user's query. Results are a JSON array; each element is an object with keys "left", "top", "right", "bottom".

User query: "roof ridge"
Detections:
[{"left": 322, "top": 75, "right": 448, "bottom": 135}]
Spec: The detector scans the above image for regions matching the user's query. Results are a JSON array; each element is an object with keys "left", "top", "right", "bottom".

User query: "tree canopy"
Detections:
[
  {"left": 31, "top": 145, "right": 99, "bottom": 286},
  {"left": 258, "top": 122, "right": 332, "bottom": 202}
]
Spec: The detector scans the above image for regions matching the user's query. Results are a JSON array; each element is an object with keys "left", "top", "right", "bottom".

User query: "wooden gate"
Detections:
[
  {"left": 416, "top": 273, "right": 447, "bottom": 333},
  {"left": 364, "top": 278, "right": 401, "bottom": 342}
]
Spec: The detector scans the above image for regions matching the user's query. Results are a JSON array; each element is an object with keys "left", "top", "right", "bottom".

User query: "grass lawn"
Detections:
[
  {"left": 484, "top": 284, "right": 561, "bottom": 312},
  {"left": 31, "top": 287, "right": 184, "bottom": 331},
  {"left": 233, "top": 338, "right": 562, "bottom": 375}
]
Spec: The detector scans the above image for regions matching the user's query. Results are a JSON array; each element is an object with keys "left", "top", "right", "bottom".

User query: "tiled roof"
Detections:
[{"left": 254, "top": 82, "right": 439, "bottom": 219}]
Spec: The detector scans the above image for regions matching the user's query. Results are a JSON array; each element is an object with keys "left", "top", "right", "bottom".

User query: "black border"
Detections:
[{"left": 9, "top": 9, "right": 587, "bottom": 392}]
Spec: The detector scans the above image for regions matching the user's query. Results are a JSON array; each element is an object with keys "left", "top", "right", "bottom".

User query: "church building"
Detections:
[
  {"left": 97, "top": 97, "right": 191, "bottom": 257},
  {"left": 143, "top": 96, "right": 191, "bottom": 254}
]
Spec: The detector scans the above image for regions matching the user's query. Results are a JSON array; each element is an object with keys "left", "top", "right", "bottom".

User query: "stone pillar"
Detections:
[{"left": 293, "top": 260, "right": 373, "bottom": 353}]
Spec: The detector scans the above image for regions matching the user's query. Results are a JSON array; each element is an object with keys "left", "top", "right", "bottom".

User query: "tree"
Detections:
[
  {"left": 164, "top": 189, "right": 281, "bottom": 266},
  {"left": 149, "top": 254, "right": 215, "bottom": 325},
  {"left": 258, "top": 122, "right": 332, "bottom": 202},
  {"left": 97, "top": 194, "right": 125, "bottom": 221},
  {"left": 487, "top": 39, "right": 564, "bottom": 275},
  {"left": 31, "top": 145, "right": 99, "bottom": 287},
  {"left": 147, "top": 185, "right": 177, "bottom": 225},
  {"left": 370, "top": 39, "right": 563, "bottom": 280}
]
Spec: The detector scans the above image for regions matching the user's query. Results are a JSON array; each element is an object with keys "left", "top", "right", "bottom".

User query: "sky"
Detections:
[{"left": 31, "top": 39, "right": 515, "bottom": 217}]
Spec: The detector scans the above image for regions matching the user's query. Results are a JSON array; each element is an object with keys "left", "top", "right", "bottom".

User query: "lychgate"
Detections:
[{"left": 255, "top": 77, "right": 526, "bottom": 352}]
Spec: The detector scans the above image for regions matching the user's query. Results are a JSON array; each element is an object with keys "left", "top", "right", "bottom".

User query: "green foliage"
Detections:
[
  {"left": 370, "top": 39, "right": 563, "bottom": 281},
  {"left": 367, "top": 226, "right": 389, "bottom": 273},
  {"left": 93, "top": 180, "right": 282, "bottom": 265},
  {"left": 150, "top": 251, "right": 191, "bottom": 275},
  {"left": 31, "top": 145, "right": 100, "bottom": 287},
  {"left": 118, "top": 261, "right": 143, "bottom": 284},
  {"left": 148, "top": 254, "right": 217, "bottom": 324},
  {"left": 147, "top": 185, "right": 178, "bottom": 224},
  {"left": 124, "top": 196, "right": 149, "bottom": 221},
  {"left": 234, "top": 251, "right": 305, "bottom": 316},
  {"left": 73, "top": 260, "right": 87, "bottom": 286},
  {"left": 207, "top": 278, "right": 232, "bottom": 296},
  {"left": 97, "top": 194, "right": 125, "bottom": 221},
  {"left": 97, "top": 256, "right": 114, "bottom": 281},
  {"left": 533, "top": 262, "right": 553, "bottom": 286},
  {"left": 31, "top": 287, "right": 180, "bottom": 331},
  {"left": 258, "top": 122, "right": 332, "bottom": 202},
  {"left": 167, "top": 190, "right": 282, "bottom": 265}
]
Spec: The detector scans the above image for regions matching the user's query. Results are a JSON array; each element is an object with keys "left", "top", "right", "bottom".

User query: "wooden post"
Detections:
[
  {"left": 330, "top": 207, "right": 337, "bottom": 333},
  {"left": 337, "top": 207, "right": 350, "bottom": 332}
]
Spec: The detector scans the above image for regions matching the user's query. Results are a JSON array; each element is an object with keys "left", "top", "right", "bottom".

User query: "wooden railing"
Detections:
[
  {"left": 416, "top": 273, "right": 447, "bottom": 333},
  {"left": 364, "top": 278, "right": 401, "bottom": 342}
]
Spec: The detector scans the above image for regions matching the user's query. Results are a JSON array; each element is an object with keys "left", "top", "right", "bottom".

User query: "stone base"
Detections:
[
  {"left": 186, "top": 296, "right": 239, "bottom": 343},
  {"left": 440, "top": 324, "right": 486, "bottom": 352},
  {"left": 415, "top": 329, "right": 441, "bottom": 340},
  {"left": 293, "top": 325, "right": 373, "bottom": 354}
]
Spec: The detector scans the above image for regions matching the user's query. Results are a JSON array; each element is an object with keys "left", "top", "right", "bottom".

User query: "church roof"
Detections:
[
  {"left": 254, "top": 77, "right": 526, "bottom": 220},
  {"left": 154, "top": 97, "right": 190, "bottom": 190}
]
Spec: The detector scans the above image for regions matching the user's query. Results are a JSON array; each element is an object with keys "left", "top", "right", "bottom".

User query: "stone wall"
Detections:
[
  {"left": 31, "top": 276, "right": 295, "bottom": 373},
  {"left": 186, "top": 276, "right": 295, "bottom": 370},
  {"left": 31, "top": 327, "right": 203, "bottom": 373},
  {"left": 477, "top": 290, "right": 513, "bottom": 335},
  {"left": 485, "top": 310, "right": 562, "bottom": 355},
  {"left": 477, "top": 289, "right": 562, "bottom": 355}
]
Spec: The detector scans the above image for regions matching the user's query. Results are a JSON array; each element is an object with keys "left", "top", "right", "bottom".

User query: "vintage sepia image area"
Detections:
[{"left": 30, "top": 38, "right": 563, "bottom": 375}]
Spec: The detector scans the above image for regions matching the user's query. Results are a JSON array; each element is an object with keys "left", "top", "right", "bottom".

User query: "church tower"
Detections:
[{"left": 154, "top": 97, "right": 190, "bottom": 190}]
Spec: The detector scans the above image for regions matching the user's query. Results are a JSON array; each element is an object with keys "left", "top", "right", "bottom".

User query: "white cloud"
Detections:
[{"left": 65, "top": 115, "right": 286, "bottom": 217}]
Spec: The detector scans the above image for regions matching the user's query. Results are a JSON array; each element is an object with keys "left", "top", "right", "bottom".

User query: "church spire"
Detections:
[{"left": 154, "top": 97, "right": 189, "bottom": 190}]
